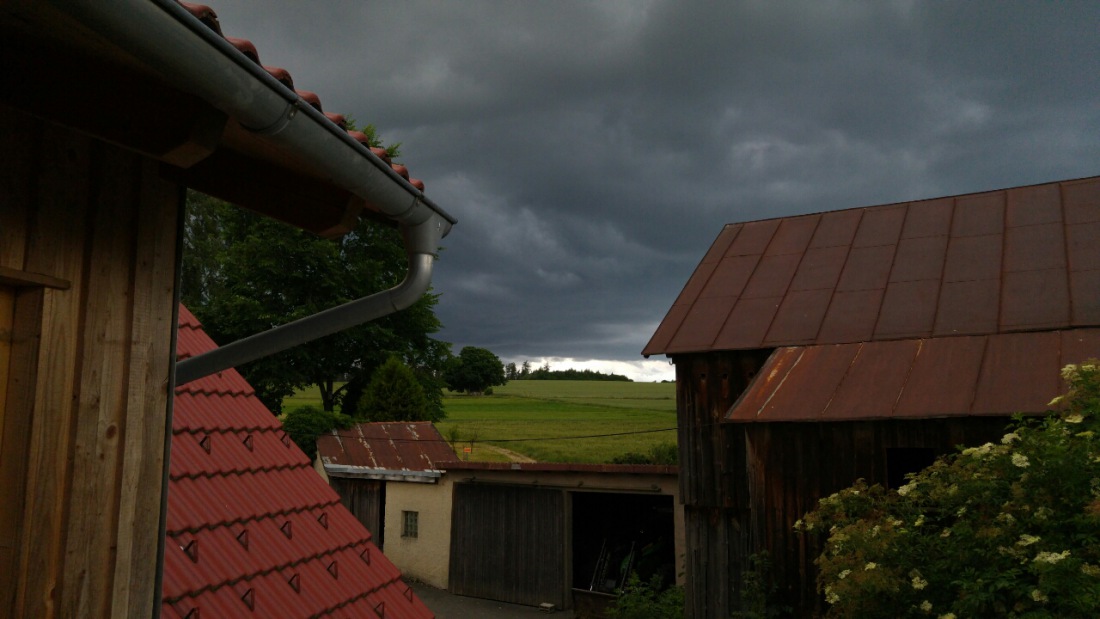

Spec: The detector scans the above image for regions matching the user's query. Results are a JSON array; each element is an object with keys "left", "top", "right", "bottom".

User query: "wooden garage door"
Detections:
[{"left": 449, "top": 484, "right": 565, "bottom": 607}]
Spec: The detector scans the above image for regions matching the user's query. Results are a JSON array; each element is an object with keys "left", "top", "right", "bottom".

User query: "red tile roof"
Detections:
[
  {"left": 317, "top": 422, "right": 457, "bottom": 474},
  {"left": 726, "top": 328, "right": 1100, "bottom": 422},
  {"left": 176, "top": 2, "right": 428, "bottom": 194},
  {"left": 165, "top": 305, "right": 434, "bottom": 618},
  {"left": 644, "top": 176, "right": 1100, "bottom": 356}
]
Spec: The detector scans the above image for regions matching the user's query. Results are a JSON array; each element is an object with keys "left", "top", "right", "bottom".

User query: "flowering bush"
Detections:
[{"left": 797, "top": 362, "right": 1100, "bottom": 618}]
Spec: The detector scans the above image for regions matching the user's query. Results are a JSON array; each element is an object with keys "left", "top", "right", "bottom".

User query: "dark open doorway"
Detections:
[{"left": 571, "top": 492, "right": 675, "bottom": 594}]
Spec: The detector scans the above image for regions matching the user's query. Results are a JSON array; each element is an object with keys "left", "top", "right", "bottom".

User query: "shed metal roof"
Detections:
[
  {"left": 165, "top": 306, "right": 433, "bottom": 618},
  {"left": 726, "top": 328, "right": 1100, "bottom": 423},
  {"left": 644, "top": 176, "right": 1100, "bottom": 356},
  {"left": 317, "top": 422, "right": 457, "bottom": 477}
]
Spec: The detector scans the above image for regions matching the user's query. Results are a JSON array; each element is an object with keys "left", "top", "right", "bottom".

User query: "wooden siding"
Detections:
[
  {"left": 0, "top": 106, "right": 180, "bottom": 619},
  {"left": 330, "top": 477, "right": 386, "bottom": 549},
  {"left": 449, "top": 484, "right": 566, "bottom": 608},
  {"left": 676, "top": 351, "right": 1015, "bottom": 618}
]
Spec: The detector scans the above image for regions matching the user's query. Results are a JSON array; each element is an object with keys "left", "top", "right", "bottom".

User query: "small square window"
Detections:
[{"left": 402, "top": 511, "right": 419, "bottom": 538}]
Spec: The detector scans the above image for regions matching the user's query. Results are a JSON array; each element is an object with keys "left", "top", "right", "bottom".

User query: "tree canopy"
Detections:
[
  {"left": 443, "top": 346, "right": 506, "bottom": 394},
  {"left": 358, "top": 356, "right": 441, "bottom": 423}
]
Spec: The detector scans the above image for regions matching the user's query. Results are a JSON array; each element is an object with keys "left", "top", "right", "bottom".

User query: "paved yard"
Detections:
[{"left": 410, "top": 581, "right": 567, "bottom": 619}]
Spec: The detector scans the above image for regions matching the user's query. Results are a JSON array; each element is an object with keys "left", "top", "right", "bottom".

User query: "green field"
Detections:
[{"left": 284, "top": 380, "right": 678, "bottom": 464}]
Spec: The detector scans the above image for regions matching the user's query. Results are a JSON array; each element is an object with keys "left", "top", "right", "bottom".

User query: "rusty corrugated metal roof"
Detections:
[
  {"left": 316, "top": 422, "right": 456, "bottom": 475},
  {"left": 726, "top": 328, "right": 1100, "bottom": 422},
  {"left": 165, "top": 306, "right": 433, "bottom": 618},
  {"left": 644, "top": 176, "right": 1100, "bottom": 356}
]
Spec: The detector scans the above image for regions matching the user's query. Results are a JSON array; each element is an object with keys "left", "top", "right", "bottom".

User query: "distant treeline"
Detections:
[{"left": 505, "top": 361, "right": 632, "bottom": 382}]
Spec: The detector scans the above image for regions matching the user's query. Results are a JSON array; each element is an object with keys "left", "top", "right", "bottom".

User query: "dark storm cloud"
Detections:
[{"left": 210, "top": 1, "right": 1100, "bottom": 378}]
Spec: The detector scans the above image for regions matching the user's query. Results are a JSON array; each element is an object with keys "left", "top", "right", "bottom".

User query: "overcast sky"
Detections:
[{"left": 212, "top": 1, "right": 1100, "bottom": 381}]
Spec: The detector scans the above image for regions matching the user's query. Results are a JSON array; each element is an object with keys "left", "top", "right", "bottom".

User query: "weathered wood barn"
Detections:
[
  {"left": 643, "top": 176, "right": 1100, "bottom": 617},
  {"left": 1, "top": 1, "right": 452, "bottom": 616}
]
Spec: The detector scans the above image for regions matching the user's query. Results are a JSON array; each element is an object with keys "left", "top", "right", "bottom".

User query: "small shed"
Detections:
[
  {"left": 316, "top": 421, "right": 457, "bottom": 586},
  {"left": 644, "top": 176, "right": 1100, "bottom": 617}
]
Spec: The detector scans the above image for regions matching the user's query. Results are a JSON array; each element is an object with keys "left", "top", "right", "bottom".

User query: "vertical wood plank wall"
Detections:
[
  {"left": 674, "top": 351, "right": 1016, "bottom": 618},
  {"left": 0, "top": 106, "right": 180, "bottom": 619}
]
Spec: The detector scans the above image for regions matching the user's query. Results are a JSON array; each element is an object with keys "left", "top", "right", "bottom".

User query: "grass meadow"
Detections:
[{"left": 283, "top": 380, "right": 678, "bottom": 464}]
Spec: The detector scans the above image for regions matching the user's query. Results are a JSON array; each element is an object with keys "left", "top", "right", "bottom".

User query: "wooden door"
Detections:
[{"left": 449, "top": 484, "right": 565, "bottom": 607}]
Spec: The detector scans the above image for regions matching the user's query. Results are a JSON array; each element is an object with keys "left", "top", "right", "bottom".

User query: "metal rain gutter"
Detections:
[{"left": 54, "top": 0, "right": 456, "bottom": 385}]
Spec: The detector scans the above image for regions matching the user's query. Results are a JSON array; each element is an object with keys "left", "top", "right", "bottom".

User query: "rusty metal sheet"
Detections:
[
  {"left": 943, "top": 234, "right": 1003, "bottom": 282},
  {"left": 901, "top": 197, "right": 954, "bottom": 239},
  {"left": 668, "top": 296, "right": 737, "bottom": 351},
  {"left": 952, "top": 191, "right": 1005, "bottom": 237},
  {"left": 646, "top": 176, "right": 1097, "bottom": 357},
  {"left": 727, "top": 219, "right": 780, "bottom": 256},
  {"left": 1063, "top": 177, "right": 1100, "bottom": 224},
  {"left": 317, "top": 422, "right": 454, "bottom": 472},
  {"left": 765, "top": 215, "right": 820, "bottom": 256},
  {"left": 874, "top": 279, "right": 939, "bottom": 338},
  {"left": 894, "top": 336, "right": 986, "bottom": 417},
  {"left": 1067, "top": 221, "right": 1100, "bottom": 272},
  {"left": 1061, "top": 328, "right": 1100, "bottom": 365},
  {"left": 1072, "top": 271, "right": 1100, "bottom": 325},
  {"left": 1004, "top": 223, "right": 1065, "bottom": 272},
  {"left": 713, "top": 296, "right": 781, "bottom": 350},
  {"left": 700, "top": 223, "right": 742, "bottom": 264},
  {"left": 836, "top": 244, "right": 894, "bottom": 292},
  {"left": 809, "top": 209, "right": 862, "bottom": 248},
  {"left": 764, "top": 289, "right": 832, "bottom": 345},
  {"left": 889, "top": 235, "right": 948, "bottom": 283},
  {"left": 817, "top": 289, "right": 883, "bottom": 343},
  {"left": 1000, "top": 269, "right": 1071, "bottom": 330},
  {"left": 726, "top": 347, "right": 804, "bottom": 421},
  {"left": 1007, "top": 183, "right": 1062, "bottom": 227},
  {"left": 788, "top": 245, "right": 848, "bottom": 292},
  {"left": 701, "top": 255, "right": 760, "bottom": 298},
  {"left": 822, "top": 339, "right": 921, "bottom": 420},
  {"left": 933, "top": 279, "right": 1000, "bottom": 336},
  {"left": 741, "top": 253, "right": 800, "bottom": 299},
  {"left": 643, "top": 303, "right": 690, "bottom": 355},
  {"left": 853, "top": 205, "right": 906, "bottom": 248},
  {"left": 757, "top": 344, "right": 859, "bottom": 421},
  {"left": 972, "top": 331, "right": 1061, "bottom": 415}
]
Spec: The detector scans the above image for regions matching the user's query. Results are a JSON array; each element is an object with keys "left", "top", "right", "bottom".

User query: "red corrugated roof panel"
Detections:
[
  {"left": 165, "top": 306, "right": 432, "bottom": 618},
  {"left": 644, "top": 176, "right": 1100, "bottom": 357},
  {"left": 726, "top": 329, "right": 1099, "bottom": 422},
  {"left": 317, "top": 422, "right": 456, "bottom": 473}
]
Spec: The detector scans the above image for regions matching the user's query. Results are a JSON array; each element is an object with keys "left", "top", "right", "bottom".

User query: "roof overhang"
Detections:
[
  {"left": 726, "top": 328, "right": 1100, "bottom": 423},
  {"left": 324, "top": 464, "right": 442, "bottom": 484}
]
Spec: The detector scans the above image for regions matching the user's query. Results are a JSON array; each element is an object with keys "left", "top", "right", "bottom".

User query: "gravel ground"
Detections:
[{"left": 409, "top": 581, "right": 568, "bottom": 619}]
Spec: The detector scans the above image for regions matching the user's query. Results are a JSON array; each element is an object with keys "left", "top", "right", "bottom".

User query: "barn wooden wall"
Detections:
[
  {"left": 675, "top": 352, "right": 1015, "bottom": 618},
  {"left": 0, "top": 106, "right": 180, "bottom": 618}
]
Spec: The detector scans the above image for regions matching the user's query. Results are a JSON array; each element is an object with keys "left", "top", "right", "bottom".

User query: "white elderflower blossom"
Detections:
[
  {"left": 938, "top": 613, "right": 956, "bottom": 619},
  {"left": 1012, "top": 453, "right": 1030, "bottom": 468},
  {"left": 1001, "top": 432, "right": 1020, "bottom": 444},
  {"left": 1032, "top": 589, "right": 1048, "bottom": 603},
  {"left": 911, "top": 575, "right": 928, "bottom": 590},
  {"left": 864, "top": 562, "right": 877, "bottom": 571},
  {"left": 824, "top": 585, "right": 839, "bottom": 605},
  {"left": 837, "top": 569, "right": 851, "bottom": 580},
  {"left": 1017, "top": 534, "right": 1041, "bottom": 546},
  {"left": 920, "top": 600, "right": 932, "bottom": 612},
  {"left": 1066, "top": 413, "right": 1084, "bottom": 424},
  {"left": 1034, "top": 550, "right": 1071, "bottom": 564}
]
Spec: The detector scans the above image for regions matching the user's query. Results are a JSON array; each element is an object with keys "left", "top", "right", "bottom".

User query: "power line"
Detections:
[{"left": 319, "top": 425, "right": 678, "bottom": 444}]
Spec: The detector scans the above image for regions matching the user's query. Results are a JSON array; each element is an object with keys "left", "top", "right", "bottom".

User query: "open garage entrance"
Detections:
[{"left": 571, "top": 492, "right": 676, "bottom": 594}]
